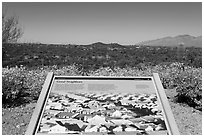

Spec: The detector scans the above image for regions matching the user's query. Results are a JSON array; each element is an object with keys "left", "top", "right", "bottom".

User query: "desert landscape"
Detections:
[{"left": 2, "top": 2, "right": 202, "bottom": 135}]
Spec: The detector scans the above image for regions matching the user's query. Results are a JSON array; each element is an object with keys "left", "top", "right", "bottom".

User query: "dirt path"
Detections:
[
  {"left": 2, "top": 89, "right": 202, "bottom": 135},
  {"left": 165, "top": 89, "right": 202, "bottom": 135}
]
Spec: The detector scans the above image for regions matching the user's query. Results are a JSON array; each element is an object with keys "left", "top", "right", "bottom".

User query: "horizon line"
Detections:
[{"left": 17, "top": 34, "right": 202, "bottom": 45}]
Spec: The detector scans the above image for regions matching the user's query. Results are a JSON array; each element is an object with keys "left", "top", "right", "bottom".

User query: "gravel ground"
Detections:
[
  {"left": 165, "top": 89, "right": 202, "bottom": 135},
  {"left": 2, "top": 89, "right": 202, "bottom": 135}
]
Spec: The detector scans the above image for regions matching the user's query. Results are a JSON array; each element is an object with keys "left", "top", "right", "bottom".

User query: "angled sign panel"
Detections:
[{"left": 26, "top": 73, "right": 179, "bottom": 135}]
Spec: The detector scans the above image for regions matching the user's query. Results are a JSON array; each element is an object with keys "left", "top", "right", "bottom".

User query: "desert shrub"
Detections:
[
  {"left": 153, "top": 63, "right": 202, "bottom": 110},
  {"left": 153, "top": 62, "right": 202, "bottom": 89},
  {"left": 2, "top": 63, "right": 202, "bottom": 110},
  {"left": 2, "top": 66, "right": 30, "bottom": 106},
  {"left": 2, "top": 66, "right": 49, "bottom": 106},
  {"left": 2, "top": 65, "right": 82, "bottom": 107},
  {"left": 175, "top": 71, "right": 202, "bottom": 110}
]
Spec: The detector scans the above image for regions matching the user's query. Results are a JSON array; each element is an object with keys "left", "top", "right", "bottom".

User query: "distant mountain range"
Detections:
[
  {"left": 136, "top": 35, "right": 202, "bottom": 47},
  {"left": 85, "top": 42, "right": 124, "bottom": 48}
]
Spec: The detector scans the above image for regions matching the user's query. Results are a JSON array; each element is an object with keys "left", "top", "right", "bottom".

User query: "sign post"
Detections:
[{"left": 26, "top": 73, "right": 179, "bottom": 135}]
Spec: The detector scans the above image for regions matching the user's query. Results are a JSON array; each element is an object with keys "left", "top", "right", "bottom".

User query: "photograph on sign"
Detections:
[{"left": 34, "top": 76, "right": 171, "bottom": 135}]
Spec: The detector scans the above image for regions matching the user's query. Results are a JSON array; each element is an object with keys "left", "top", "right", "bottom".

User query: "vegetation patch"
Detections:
[{"left": 2, "top": 62, "right": 202, "bottom": 110}]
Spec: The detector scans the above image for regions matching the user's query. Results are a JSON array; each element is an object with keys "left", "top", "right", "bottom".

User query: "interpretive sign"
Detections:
[{"left": 26, "top": 73, "right": 179, "bottom": 135}]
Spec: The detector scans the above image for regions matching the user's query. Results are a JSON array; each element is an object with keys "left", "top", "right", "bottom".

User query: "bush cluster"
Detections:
[
  {"left": 2, "top": 67, "right": 30, "bottom": 106},
  {"left": 175, "top": 71, "right": 202, "bottom": 110},
  {"left": 2, "top": 62, "right": 202, "bottom": 110}
]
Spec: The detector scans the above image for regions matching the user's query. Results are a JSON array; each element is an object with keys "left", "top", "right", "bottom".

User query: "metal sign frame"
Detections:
[{"left": 25, "top": 72, "right": 179, "bottom": 135}]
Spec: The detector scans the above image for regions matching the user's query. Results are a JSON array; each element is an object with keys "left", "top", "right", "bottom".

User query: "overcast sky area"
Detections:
[{"left": 3, "top": 2, "right": 202, "bottom": 45}]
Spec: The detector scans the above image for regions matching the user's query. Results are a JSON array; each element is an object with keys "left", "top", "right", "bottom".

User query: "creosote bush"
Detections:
[
  {"left": 175, "top": 73, "right": 202, "bottom": 110},
  {"left": 2, "top": 66, "right": 29, "bottom": 106}
]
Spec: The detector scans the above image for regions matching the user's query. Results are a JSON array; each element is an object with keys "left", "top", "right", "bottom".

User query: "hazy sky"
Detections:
[{"left": 3, "top": 2, "right": 202, "bottom": 45}]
